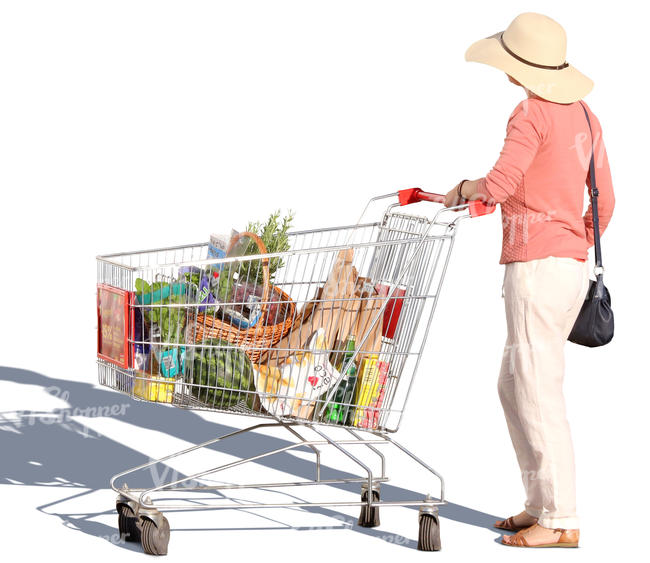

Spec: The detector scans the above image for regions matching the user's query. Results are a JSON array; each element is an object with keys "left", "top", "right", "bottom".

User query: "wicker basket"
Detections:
[{"left": 190, "top": 232, "right": 296, "bottom": 363}]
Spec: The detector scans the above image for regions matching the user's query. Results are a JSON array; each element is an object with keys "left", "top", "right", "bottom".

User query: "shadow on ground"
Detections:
[{"left": 1, "top": 366, "right": 504, "bottom": 551}]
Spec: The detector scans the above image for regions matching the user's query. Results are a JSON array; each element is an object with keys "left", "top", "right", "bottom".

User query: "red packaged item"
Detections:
[
  {"left": 97, "top": 284, "right": 131, "bottom": 368},
  {"left": 375, "top": 283, "right": 406, "bottom": 340}
]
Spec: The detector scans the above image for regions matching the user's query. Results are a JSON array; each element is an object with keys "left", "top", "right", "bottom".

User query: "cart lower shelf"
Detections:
[{"left": 111, "top": 419, "right": 445, "bottom": 554}]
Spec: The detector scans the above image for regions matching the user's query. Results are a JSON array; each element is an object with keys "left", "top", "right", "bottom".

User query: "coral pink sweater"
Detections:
[{"left": 477, "top": 98, "right": 615, "bottom": 264}]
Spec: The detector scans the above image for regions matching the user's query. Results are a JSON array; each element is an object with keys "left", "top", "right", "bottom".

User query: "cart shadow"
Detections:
[{"left": 1, "top": 366, "right": 502, "bottom": 551}]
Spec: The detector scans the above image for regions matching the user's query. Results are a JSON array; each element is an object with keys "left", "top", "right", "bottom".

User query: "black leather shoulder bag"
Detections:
[{"left": 568, "top": 103, "right": 614, "bottom": 347}]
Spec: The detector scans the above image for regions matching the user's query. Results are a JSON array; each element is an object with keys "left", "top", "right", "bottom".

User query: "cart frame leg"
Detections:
[{"left": 110, "top": 422, "right": 443, "bottom": 512}]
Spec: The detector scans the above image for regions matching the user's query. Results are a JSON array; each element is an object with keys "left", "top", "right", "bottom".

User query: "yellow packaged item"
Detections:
[
  {"left": 133, "top": 371, "right": 176, "bottom": 403},
  {"left": 352, "top": 355, "right": 381, "bottom": 426}
]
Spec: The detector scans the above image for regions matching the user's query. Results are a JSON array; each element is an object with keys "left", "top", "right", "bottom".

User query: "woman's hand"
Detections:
[
  {"left": 444, "top": 179, "right": 484, "bottom": 208},
  {"left": 444, "top": 181, "right": 467, "bottom": 209}
]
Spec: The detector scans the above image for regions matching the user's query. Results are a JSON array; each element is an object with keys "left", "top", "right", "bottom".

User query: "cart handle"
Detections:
[{"left": 397, "top": 187, "right": 496, "bottom": 218}]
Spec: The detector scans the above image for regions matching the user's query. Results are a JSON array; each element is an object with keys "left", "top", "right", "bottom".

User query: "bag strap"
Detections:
[{"left": 579, "top": 102, "right": 603, "bottom": 273}]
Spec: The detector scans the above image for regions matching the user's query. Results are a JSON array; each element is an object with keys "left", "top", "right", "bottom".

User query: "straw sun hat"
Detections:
[{"left": 465, "top": 12, "right": 593, "bottom": 103}]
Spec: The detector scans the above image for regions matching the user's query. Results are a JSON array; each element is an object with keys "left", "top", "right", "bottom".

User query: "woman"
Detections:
[{"left": 444, "top": 13, "right": 615, "bottom": 548}]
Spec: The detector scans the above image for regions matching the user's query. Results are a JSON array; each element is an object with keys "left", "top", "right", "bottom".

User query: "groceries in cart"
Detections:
[
  {"left": 98, "top": 206, "right": 428, "bottom": 428},
  {"left": 352, "top": 355, "right": 389, "bottom": 429},
  {"left": 97, "top": 285, "right": 129, "bottom": 368},
  {"left": 207, "top": 231, "right": 236, "bottom": 265},
  {"left": 133, "top": 371, "right": 176, "bottom": 403},
  {"left": 375, "top": 282, "right": 407, "bottom": 340},
  {"left": 191, "top": 339, "right": 257, "bottom": 409},
  {"left": 254, "top": 327, "right": 341, "bottom": 419},
  {"left": 324, "top": 334, "right": 358, "bottom": 424}
]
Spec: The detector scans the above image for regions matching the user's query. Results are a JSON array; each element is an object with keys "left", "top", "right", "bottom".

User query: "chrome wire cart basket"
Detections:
[{"left": 96, "top": 189, "right": 494, "bottom": 554}]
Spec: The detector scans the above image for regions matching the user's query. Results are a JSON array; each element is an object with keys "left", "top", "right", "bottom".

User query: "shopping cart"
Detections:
[{"left": 96, "top": 189, "right": 494, "bottom": 554}]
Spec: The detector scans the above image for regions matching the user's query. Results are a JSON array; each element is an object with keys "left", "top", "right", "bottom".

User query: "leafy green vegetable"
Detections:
[
  {"left": 135, "top": 278, "right": 148, "bottom": 294},
  {"left": 135, "top": 278, "right": 187, "bottom": 347},
  {"left": 182, "top": 271, "right": 202, "bottom": 287}
]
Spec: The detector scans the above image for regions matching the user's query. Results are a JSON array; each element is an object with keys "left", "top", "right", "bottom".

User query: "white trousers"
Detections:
[{"left": 498, "top": 256, "right": 590, "bottom": 530}]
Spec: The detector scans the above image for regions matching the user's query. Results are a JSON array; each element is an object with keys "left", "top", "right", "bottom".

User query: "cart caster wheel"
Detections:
[
  {"left": 117, "top": 503, "right": 141, "bottom": 543},
  {"left": 358, "top": 489, "right": 380, "bottom": 528},
  {"left": 418, "top": 513, "right": 441, "bottom": 551},
  {"left": 140, "top": 515, "right": 170, "bottom": 556}
]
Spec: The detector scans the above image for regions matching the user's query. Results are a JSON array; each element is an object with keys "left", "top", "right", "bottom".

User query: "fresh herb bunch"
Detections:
[{"left": 223, "top": 210, "right": 295, "bottom": 289}]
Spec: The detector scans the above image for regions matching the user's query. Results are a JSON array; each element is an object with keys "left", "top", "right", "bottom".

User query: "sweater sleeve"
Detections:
[
  {"left": 478, "top": 100, "right": 546, "bottom": 204},
  {"left": 583, "top": 120, "right": 615, "bottom": 246}
]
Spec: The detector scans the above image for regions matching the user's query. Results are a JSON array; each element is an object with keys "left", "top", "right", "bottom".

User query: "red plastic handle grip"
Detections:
[
  {"left": 397, "top": 187, "right": 496, "bottom": 218},
  {"left": 467, "top": 199, "right": 497, "bottom": 218},
  {"left": 398, "top": 188, "right": 444, "bottom": 206}
]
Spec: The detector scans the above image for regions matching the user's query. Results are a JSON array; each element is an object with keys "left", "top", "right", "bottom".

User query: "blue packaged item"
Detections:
[
  {"left": 159, "top": 347, "right": 186, "bottom": 378},
  {"left": 221, "top": 282, "right": 263, "bottom": 329},
  {"left": 207, "top": 232, "right": 236, "bottom": 270}
]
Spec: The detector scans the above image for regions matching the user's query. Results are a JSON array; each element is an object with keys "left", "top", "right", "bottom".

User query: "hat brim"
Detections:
[{"left": 465, "top": 32, "right": 593, "bottom": 104}]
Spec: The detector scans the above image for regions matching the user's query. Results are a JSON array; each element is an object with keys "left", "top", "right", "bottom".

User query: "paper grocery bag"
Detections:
[
  {"left": 336, "top": 277, "right": 368, "bottom": 341},
  {"left": 311, "top": 248, "right": 357, "bottom": 351},
  {"left": 258, "top": 248, "right": 357, "bottom": 367},
  {"left": 329, "top": 290, "right": 360, "bottom": 368},
  {"left": 330, "top": 276, "right": 375, "bottom": 366},
  {"left": 354, "top": 282, "right": 384, "bottom": 361},
  {"left": 256, "top": 287, "right": 321, "bottom": 366}
]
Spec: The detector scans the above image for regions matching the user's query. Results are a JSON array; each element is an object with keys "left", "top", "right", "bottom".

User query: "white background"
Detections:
[{"left": 0, "top": 0, "right": 646, "bottom": 560}]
